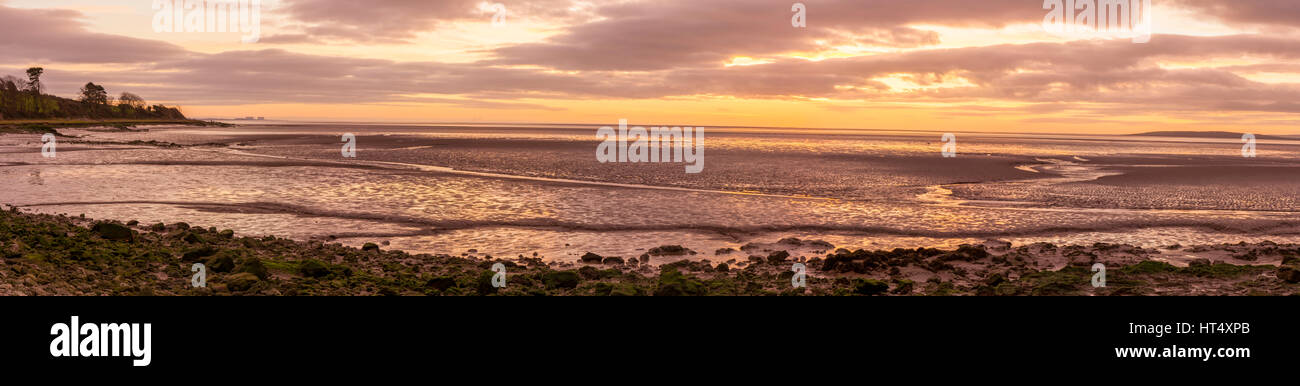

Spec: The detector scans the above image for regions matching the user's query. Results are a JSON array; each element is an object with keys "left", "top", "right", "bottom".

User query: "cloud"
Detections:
[
  {"left": 267, "top": 0, "right": 591, "bottom": 44},
  {"left": 0, "top": 5, "right": 187, "bottom": 64},
  {"left": 1171, "top": 0, "right": 1300, "bottom": 28},
  {"left": 489, "top": 0, "right": 1047, "bottom": 70}
]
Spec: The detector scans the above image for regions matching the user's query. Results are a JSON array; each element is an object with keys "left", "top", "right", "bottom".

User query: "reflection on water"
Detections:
[{"left": 2, "top": 124, "right": 1299, "bottom": 261}]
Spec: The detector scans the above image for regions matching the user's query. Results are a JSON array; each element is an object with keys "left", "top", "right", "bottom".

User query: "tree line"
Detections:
[{"left": 0, "top": 67, "right": 185, "bottom": 120}]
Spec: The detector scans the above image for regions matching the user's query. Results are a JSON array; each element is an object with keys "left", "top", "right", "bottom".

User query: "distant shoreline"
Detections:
[
  {"left": 0, "top": 119, "right": 231, "bottom": 135},
  {"left": 1128, "top": 131, "right": 1298, "bottom": 140}
]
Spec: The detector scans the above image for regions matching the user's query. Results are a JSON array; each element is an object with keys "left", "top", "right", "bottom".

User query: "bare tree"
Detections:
[
  {"left": 1, "top": 75, "right": 26, "bottom": 92},
  {"left": 118, "top": 92, "right": 146, "bottom": 108}
]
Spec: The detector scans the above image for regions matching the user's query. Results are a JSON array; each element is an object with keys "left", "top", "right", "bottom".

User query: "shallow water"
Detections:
[{"left": 2, "top": 124, "right": 1298, "bottom": 262}]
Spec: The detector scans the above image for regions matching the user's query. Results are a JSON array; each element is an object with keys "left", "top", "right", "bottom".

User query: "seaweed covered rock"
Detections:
[
  {"left": 1278, "top": 265, "right": 1300, "bottom": 284},
  {"left": 226, "top": 272, "right": 260, "bottom": 292},
  {"left": 580, "top": 252, "right": 603, "bottom": 264},
  {"left": 852, "top": 278, "right": 889, "bottom": 295},
  {"left": 426, "top": 276, "right": 457, "bottom": 291},
  {"left": 654, "top": 267, "right": 706, "bottom": 296},
  {"left": 237, "top": 258, "right": 268, "bottom": 280},
  {"left": 180, "top": 246, "right": 217, "bottom": 262},
  {"left": 543, "top": 271, "right": 580, "bottom": 289},
  {"left": 299, "top": 259, "right": 331, "bottom": 278},
  {"left": 91, "top": 222, "right": 133, "bottom": 242},
  {"left": 648, "top": 245, "right": 692, "bottom": 256},
  {"left": 207, "top": 251, "right": 237, "bottom": 273},
  {"left": 766, "top": 250, "right": 790, "bottom": 264}
]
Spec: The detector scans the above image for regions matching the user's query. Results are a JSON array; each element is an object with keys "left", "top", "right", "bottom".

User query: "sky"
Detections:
[{"left": 2, "top": 0, "right": 1299, "bottom": 134}]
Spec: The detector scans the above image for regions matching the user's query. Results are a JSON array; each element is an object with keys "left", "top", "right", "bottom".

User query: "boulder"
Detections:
[
  {"left": 91, "top": 222, "right": 133, "bottom": 242},
  {"left": 1278, "top": 265, "right": 1300, "bottom": 284},
  {"left": 580, "top": 252, "right": 603, "bottom": 263},
  {"left": 543, "top": 271, "right": 580, "bottom": 289},
  {"left": 299, "top": 259, "right": 330, "bottom": 278},
  {"left": 226, "top": 272, "right": 260, "bottom": 292},
  {"left": 766, "top": 250, "right": 790, "bottom": 264}
]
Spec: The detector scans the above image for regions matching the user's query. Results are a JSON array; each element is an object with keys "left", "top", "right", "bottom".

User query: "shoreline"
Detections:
[
  {"left": 0, "top": 119, "right": 230, "bottom": 136},
  {"left": 2, "top": 206, "right": 1297, "bottom": 296}
]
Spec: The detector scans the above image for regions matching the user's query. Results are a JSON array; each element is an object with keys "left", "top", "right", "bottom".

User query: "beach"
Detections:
[{"left": 2, "top": 123, "right": 1299, "bottom": 295}]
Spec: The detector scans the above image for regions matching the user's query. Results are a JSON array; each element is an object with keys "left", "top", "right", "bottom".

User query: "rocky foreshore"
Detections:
[{"left": 1, "top": 206, "right": 1298, "bottom": 296}]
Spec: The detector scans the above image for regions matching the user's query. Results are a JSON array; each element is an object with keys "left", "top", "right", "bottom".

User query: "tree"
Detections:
[
  {"left": 25, "top": 67, "right": 44, "bottom": 94},
  {"left": 1, "top": 75, "right": 26, "bottom": 92},
  {"left": 118, "top": 92, "right": 146, "bottom": 108},
  {"left": 79, "top": 82, "right": 108, "bottom": 105}
]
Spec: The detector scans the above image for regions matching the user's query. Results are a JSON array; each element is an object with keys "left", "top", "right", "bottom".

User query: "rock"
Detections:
[
  {"left": 543, "top": 271, "right": 580, "bottom": 289},
  {"left": 237, "top": 258, "right": 268, "bottom": 280},
  {"left": 149, "top": 223, "right": 166, "bottom": 232},
  {"left": 426, "top": 277, "right": 456, "bottom": 291},
  {"left": 180, "top": 246, "right": 217, "bottom": 263},
  {"left": 218, "top": 229, "right": 234, "bottom": 239},
  {"left": 208, "top": 253, "right": 236, "bottom": 273},
  {"left": 226, "top": 272, "right": 259, "bottom": 292},
  {"left": 1188, "top": 258, "right": 1212, "bottom": 267},
  {"left": 639, "top": 253, "right": 650, "bottom": 263},
  {"left": 580, "top": 252, "right": 603, "bottom": 263},
  {"left": 715, "top": 263, "right": 729, "bottom": 272},
  {"left": 174, "top": 222, "right": 190, "bottom": 230},
  {"left": 91, "top": 222, "right": 133, "bottom": 242},
  {"left": 984, "top": 273, "right": 1006, "bottom": 287},
  {"left": 777, "top": 237, "right": 802, "bottom": 245},
  {"left": 362, "top": 243, "right": 380, "bottom": 252},
  {"left": 806, "top": 240, "right": 835, "bottom": 250},
  {"left": 1066, "top": 253, "right": 1096, "bottom": 267},
  {"left": 299, "top": 259, "right": 330, "bottom": 278},
  {"left": 475, "top": 270, "right": 498, "bottom": 295},
  {"left": 648, "top": 245, "right": 689, "bottom": 256},
  {"left": 891, "top": 279, "right": 915, "bottom": 295},
  {"left": 853, "top": 279, "right": 889, "bottom": 295},
  {"left": 714, "top": 248, "right": 736, "bottom": 255},
  {"left": 766, "top": 250, "right": 790, "bottom": 264},
  {"left": 601, "top": 256, "right": 624, "bottom": 265},
  {"left": 126, "top": 220, "right": 139, "bottom": 226},
  {"left": 1278, "top": 266, "right": 1300, "bottom": 283}
]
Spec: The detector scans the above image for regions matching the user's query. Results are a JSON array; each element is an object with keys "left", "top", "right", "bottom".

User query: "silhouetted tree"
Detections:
[
  {"left": 25, "top": 67, "right": 44, "bottom": 94},
  {"left": 1, "top": 75, "right": 25, "bottom": 92},
  {"left": 79, "top": 82, "right": 108, "bottom": 105},
  {"left": 118, "top": 92, "right": 146, "bottom": 108}
]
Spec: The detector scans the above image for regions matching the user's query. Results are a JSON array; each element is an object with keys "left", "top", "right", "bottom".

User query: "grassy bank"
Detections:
[{"left": 2, "top": 207, "right": 1298, "bottom": 296}]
